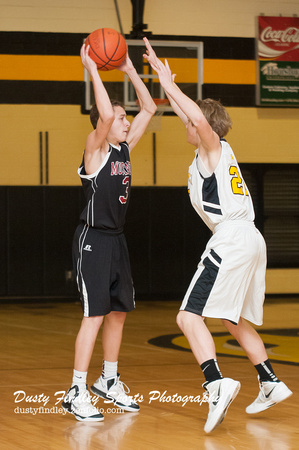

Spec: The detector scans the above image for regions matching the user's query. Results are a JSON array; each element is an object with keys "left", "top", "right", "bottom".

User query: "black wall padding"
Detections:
[
  {"left": 0, "top": 186, "right": 209, "bottom": 299},
  {"left": 1, "top": 165, "right": 298, "bottom": 300}
]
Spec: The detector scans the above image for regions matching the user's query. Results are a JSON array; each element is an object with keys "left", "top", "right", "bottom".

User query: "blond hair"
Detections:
[{"left": 196, "top": 98, "right": 232, "bottom": 138}]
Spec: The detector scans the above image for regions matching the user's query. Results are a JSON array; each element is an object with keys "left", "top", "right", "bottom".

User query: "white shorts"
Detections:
[{"left": 180, "top": 221, "right": 267, "bottom": 325}]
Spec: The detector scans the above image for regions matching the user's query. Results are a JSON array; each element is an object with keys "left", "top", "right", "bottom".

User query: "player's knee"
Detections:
[
  {"left": 222, "top": 318, "right": 235, "bottom": 332},
  {"left": 106, "top": 311, "right": 127, "bottom": 325},
  {"left": 221, "top": 318, "right": 240, "bottom": 335},
  {"left": 86, "top": 315, "right": 104, "bottom": 328},
  {"left": 176, "top": 311, "right": 185, "bottom": 331}
]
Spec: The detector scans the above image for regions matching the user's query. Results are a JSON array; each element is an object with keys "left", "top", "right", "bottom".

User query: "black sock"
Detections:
[
  {"left": 254, "top": 359, "right": 280, "bottom": 382},
  {"left": 201, "top": 358, "right": 223, "bottom": 383}
]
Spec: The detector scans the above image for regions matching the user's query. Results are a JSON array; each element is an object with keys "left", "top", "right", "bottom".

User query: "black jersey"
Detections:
[{"left": 78, "top": 142, "right": 131, "bottom": 231}]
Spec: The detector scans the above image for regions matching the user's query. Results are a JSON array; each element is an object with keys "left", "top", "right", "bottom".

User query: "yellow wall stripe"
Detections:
[
  {"left": 0, "top": 54, "right": 256, "bottom": 85},
  {"left": 144, "top": 58, "right": 256, "bottom": 84},
  {"left": 0, "top": 55, "right": 124, "bottom": 82},
  {"left": 0, "top": 55, "right": 83, "bottom": 81},
  {"left": 204, "top": 59, "right": 256, "bottom": 84}
]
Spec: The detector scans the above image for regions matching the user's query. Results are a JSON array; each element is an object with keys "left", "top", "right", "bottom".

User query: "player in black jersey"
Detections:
[{"left": 62, "top": 44, "right": 156, "bottom": 422}]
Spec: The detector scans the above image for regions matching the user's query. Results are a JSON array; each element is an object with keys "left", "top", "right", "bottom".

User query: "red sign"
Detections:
[{"left": 258, "top": 16, "right": 299, "bottom": 61}]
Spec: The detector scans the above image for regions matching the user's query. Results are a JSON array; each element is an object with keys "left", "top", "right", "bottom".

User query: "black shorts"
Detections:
[{"left": 72, "top": 223, "right": 135, "bottom": 317}]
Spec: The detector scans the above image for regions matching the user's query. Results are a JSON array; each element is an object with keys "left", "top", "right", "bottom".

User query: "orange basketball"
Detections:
[{"left": 85, "top": 28, "right": 127, "bottom": 71}]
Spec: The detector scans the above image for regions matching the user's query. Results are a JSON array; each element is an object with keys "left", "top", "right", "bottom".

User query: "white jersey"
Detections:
[{"left": 188, "top": 140, "right": 255, "bottom": 233}]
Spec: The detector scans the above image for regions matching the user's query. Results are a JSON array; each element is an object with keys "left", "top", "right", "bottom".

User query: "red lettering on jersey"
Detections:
[
  {"left": 111, "top": 162, "right": 119, "bottom": 175},
  {"left": 124, "top": 162, "right": 131, "bottom": 175},
  {"left": 111, "top": 161, "right": 131, "bottom": 176},
  {"left": 119, "top": 176, "right": 130, "bottom": 204}
]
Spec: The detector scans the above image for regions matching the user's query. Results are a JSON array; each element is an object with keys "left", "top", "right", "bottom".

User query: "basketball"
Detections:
[{"left": 85, "top": 28, "right": 127, "bottom": 71}]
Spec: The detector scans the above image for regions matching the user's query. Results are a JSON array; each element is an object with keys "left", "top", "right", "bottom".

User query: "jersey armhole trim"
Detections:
[{"left": 78, "top": 151, "right": 111, "bottom": 180}]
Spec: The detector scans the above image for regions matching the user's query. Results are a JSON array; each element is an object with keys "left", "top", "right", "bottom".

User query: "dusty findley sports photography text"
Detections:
[{"left": 13, "top": 388, "right": 212, "bottom": 409}]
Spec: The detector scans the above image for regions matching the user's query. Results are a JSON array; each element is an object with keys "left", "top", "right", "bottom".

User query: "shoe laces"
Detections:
[
  {"left": 113, "top": 379, "right": 131, "bottom": 397},
  {"left": 108, "top": 378, "right": 136, "bottom": 405}
]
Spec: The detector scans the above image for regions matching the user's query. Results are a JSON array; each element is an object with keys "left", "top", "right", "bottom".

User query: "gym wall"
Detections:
[
  {"left": 1, "top": 0, "right": 298, "bottom": 36},
  {"left": 0, "top": 0, "right": 298, "bottom": 298}
]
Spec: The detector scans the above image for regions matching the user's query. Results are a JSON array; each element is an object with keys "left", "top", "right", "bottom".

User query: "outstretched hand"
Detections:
[
  {"left": 118, "top": 51, "right": 135, "bottom": 73},
  {"left": 143, "top": 37, "right": 161, "bottom": 72},
  {"left": 80, "top": 43, "right": 98, "bottom": 75},
  {"left": 143, "top": 37, "right": 175, "bottom": 89}
]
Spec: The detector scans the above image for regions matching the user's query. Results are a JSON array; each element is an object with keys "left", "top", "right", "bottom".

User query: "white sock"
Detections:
[
  {"left": 72, "top": 369, "right": 87, "bottom": 391},
  {"left": 102, "top": 360, "right": 118, "bottom": 379}
]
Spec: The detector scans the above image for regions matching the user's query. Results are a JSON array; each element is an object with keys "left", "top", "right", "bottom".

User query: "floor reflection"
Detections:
[
  {"left": 246, "top": 419, "right": 290, "bottom": 450},
  {"left": 64, "top": 413, "right": 138, "bottom": 449}
]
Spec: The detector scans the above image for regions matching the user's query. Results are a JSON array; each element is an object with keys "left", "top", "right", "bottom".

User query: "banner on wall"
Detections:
[{"left": 256, "top": 16, "right": 299, "bottom": 107}]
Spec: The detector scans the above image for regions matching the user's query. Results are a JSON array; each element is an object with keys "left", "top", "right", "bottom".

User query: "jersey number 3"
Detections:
[
  {"left": 119, "top": 176, "right": 130, "bottom": 204},
  {"left": 229, "top": 166, "right": 248, "bottom": 196}
]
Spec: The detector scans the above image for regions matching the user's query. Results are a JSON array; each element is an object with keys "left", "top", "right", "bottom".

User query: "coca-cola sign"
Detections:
[
  {"left": 257, "top": 16, "right": 299, "bottom": 106},
  {"left": 258, "top": 16, "right": 299, "bottom": 61}
]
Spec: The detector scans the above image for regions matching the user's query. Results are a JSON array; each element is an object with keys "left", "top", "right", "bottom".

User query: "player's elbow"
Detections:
[
  {"left": 147, "top": 101, "right": 157, "bottom": 116},
  {"left": 141, "top": 99, "right": 157, "bottom": 116},
  {"left": 192, "top": 113, "right": 205, "bottom": 129},
  {"left": 99, "top": 112, "right": 114, "bottom": 129}
]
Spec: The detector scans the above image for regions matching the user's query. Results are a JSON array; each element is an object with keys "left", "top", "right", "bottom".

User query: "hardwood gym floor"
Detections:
[{"left": 0, "top": 298, "right": 298, "bottom": 449}]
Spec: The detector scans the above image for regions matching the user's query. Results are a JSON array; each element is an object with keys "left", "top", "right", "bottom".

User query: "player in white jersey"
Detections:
[
  {"left": 184, "top": 139, "right": 265, "bottom": 326},
  {"left": 143, "top": 38, "right": 292, "bottom": 433}
]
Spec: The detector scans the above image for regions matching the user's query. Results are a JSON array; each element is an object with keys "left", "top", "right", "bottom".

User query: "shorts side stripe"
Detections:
[
  {"left": 181, "top": 252, "right": 221, "bottom": 315},
  {"left": 210, "top": 249, "right": 222, "bottom": 265},
  {"left": 81, "top": 278, "right": 89, "bottom": 317},
  {"left": 77, "top": 224, "right": 90, "bottom": 316}
]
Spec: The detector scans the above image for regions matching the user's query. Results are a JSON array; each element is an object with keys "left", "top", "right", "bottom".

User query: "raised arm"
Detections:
[
  {"left": 81, "top": 44, "right": 114, "bottom": 173},
  {"left": 165, "top": 81, "right": 189, "bottom": 126},
  {"left": 118, "top": 53, "right": 157, "bottom": 151},
  {"left": 143, "top": 38, "right": 220, "bottom": 155}
]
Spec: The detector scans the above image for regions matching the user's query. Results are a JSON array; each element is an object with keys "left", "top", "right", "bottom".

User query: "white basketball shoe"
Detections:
[
  {"left": 203, "top": 377, "right": 241, "bottom": 433},
  {"left": 62, "top": 385, "right": 104, "bottom": 422},
  {"left": 91, "top": 374, "right": 140, "bottom": 412},
  {"left": 246, "top": 376, "right": 293, "bottom": 414}
]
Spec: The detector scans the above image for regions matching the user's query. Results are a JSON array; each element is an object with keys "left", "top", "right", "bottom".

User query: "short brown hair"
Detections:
[
  {"left": 196, "top": 98, "right": 232, "bottom": 138},
  {"left": 89, "top": 100, "right": 125, "bottom": 129}
]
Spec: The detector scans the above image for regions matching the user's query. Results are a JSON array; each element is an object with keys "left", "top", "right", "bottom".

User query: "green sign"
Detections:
[{"left": 259, "top": 60, "right": 299, "bottom": 106}]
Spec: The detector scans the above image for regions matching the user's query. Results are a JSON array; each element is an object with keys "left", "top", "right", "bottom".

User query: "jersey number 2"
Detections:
[
  {"left": 229, "top": 166, "right": 248, "bottom": 196},
  {"left": 119, "top": 176, "right": 129, "bottom": 204}
]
